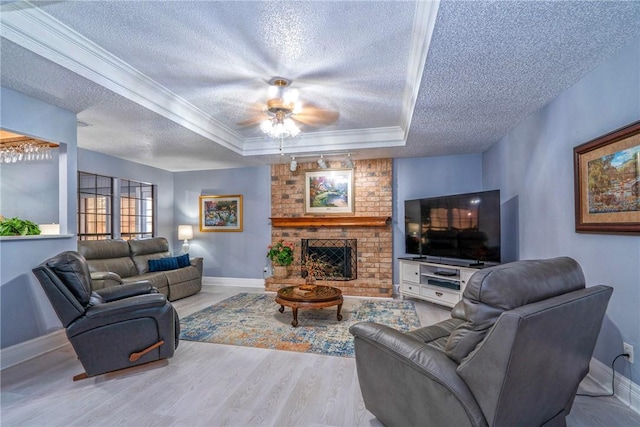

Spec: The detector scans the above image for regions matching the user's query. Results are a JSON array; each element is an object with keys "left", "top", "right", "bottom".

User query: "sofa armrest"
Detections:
[
  {"left": 94, "top": 281, "right": 157, "bottom": 302},
  {"left": 350, "top": 322, "right": 461, "bottom": 375},
  {"left": 85, "top": 293, "right": 168, "bottom": 319},
  {"left": 190, "top": 257, "right": 203, "bottom": 276},
  {"left": 90, "top": 271, "right": 123, "bottom": 290},
  {"left": 68, "top": 293, "right": 173, "bottom": 338}
]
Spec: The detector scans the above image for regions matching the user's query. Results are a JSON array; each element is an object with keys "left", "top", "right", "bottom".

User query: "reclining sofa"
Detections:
[
  {"left": 78, "top": 237, "right": 202, "bottom": 301},
  {"left": 350, "top": 257, "right": 613, "bottom": 427}
]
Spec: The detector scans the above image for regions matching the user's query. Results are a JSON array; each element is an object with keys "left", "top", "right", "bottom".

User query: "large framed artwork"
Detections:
[
  {"left": 573, "top": 120, "right": 640, "bottom": 234},
  {"left": 199, "top": 194, "right": 243, "bottom": 232},
  {"left": 305, "top": 169, "right": 354, "bottom": 214}
]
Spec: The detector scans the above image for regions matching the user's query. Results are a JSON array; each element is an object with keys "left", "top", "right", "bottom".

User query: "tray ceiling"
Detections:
[{"left": 1, "top": 1, "right": 639, "bottom": 171}]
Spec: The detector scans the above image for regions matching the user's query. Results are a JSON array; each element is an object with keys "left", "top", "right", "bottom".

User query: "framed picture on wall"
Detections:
[
  {"left": 199, "top": 194, "right": 243, "bottom": 232},
  {"left": 304, "top": 169, "right": 354, "bottom": 214},
  {"left": 573, "top": 120, "right": 640, "bottom": 234}
]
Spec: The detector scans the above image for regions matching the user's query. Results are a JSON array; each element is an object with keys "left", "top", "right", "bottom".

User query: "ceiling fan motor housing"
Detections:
[{"left": 266, "top": 98, "right": 293, "bottom": 114}]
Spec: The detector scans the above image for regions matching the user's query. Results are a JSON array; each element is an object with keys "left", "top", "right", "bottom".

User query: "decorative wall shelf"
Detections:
[{"left": 270, "top": 216, "right": 391, "bottom": 228}]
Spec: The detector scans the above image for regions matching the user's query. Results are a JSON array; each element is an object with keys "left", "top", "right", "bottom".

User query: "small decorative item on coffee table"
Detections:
[{"left": 276, "top": 285, "right": 343, "bottom": 327}]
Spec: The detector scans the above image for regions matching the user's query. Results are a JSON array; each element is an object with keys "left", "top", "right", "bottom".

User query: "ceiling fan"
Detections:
[{"left": 238, "top": 77, "right": 339, "bottom": 148}]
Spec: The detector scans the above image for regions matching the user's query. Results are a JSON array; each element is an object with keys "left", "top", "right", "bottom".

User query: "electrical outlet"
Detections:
[
  {"left": 263, "top": 266, "right": 269, "bottom": 273},
  {"left": 623, "top": 342, "right": 634, "bottom": 364}
]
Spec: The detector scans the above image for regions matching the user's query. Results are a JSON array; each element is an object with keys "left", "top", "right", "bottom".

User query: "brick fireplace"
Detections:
[{"left": 266, "top": 158, "right": 393, "bottom": 297}]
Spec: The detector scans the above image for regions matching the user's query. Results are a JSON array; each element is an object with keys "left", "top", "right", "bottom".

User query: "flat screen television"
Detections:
[{"left": 404, "top": 190, "right": 501, "bottom": 264}]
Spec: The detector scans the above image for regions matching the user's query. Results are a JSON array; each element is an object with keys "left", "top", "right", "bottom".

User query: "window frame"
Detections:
[
  {"left": 77, "top": 173, "right": 156, "bottom": 241},
  {"left": 119, "top": 178, "right": 155, "bottom": 240},
  {"left": 77, "top": 171, "right": 114, "bottom": 240}
]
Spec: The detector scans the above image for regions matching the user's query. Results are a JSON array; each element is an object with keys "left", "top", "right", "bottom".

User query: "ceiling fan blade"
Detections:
[
  {"left": 237, "top": 116, "right": 266, "bottom": 127},
  {"left": 235, "top": 102, "right": 267, "bottom": 127},
  {"left": 294, "top": 105, "right": 339, "bottom": 126}
]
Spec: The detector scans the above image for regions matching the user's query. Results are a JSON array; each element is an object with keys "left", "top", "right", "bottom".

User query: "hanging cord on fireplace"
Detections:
[{"left": 576, "top": 353, "right": 630, "bottom": 398}]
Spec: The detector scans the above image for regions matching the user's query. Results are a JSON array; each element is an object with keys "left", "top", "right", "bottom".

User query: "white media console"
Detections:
[{"left": 399, "top": 258, "right": 486, "bottom": 308}]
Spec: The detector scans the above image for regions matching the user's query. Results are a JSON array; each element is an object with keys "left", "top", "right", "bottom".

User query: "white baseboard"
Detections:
[
  {"left": 0, "top": 329, "right": 69, "bottom": 371},
  {"left": 202, "top": 276, "right": 264, "bottom": 288},
  {"left": 587, "top": 357, "right": 640, "bottom": 414}
]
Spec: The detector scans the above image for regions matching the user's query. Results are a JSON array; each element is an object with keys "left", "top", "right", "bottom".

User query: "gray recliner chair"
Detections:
[
  {"left": 33, "top": 251, "right": 179, "bottom": 380},
  {"left": 350, "top": 257, "right": 613, "bottom": 427}
]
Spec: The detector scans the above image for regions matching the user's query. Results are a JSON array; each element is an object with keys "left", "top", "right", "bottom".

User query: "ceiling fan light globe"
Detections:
[
  {"left": 260, "top": 120, "right": 273, "bottom": 133},
  {"left": 273, "top": 122, "right": 286, "bottom": 136},
  {"left": 283, "top": 118, "right": 299, "bottom": 136}
]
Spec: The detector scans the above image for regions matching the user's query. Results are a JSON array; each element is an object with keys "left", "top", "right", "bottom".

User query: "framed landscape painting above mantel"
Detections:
[
  {"left": 573, "top": 120, "right": 640, "bottom": 234},
  {"left": 305, "top": 169, "right": 354, "bottom": 215},
  {"left": 199, "top": 194, "right": 243, "bottom": 232}
]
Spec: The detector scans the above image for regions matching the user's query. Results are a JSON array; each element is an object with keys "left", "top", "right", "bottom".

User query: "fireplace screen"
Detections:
[{"left": 301, "top": 239, "right": 357, "bottom": 281}]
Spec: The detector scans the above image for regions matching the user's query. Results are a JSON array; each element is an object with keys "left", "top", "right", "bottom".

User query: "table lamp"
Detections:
[{"left": 178, "top": 225, "right": 193, "bottom": 253}]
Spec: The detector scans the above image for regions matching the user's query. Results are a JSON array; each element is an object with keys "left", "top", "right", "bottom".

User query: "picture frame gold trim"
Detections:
[
  {"left": 304, "top": 169, "right": 354, "bottom": 215},
  {"left": 199, "top": 194, "right": 243, "bottom": 232},
  {"left": 573, "top": 120, "right": 640, "bottom": 234}
]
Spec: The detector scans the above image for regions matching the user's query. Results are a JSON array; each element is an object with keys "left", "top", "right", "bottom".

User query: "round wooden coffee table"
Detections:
[{"left": 276, "top": 285, "right": 343, "bottom": 327}]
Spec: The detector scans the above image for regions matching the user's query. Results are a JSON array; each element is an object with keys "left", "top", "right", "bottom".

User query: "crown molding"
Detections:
[
  {"left": 242, "top": 126, "right": 406, "bottom": 156},
  {"left": 0, "top": 1, "right": 244, "bottom": 153},
  {"left": 400, "top": 0, "right": 440, "bottom": 139}
]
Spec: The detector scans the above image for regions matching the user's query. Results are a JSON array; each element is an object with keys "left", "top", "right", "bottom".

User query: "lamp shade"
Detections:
[
  {"left": 407, "top": 223, "right": 420, "bottom": 235},
  {"left": 178, "top": 225, "right": 193, "bottom": 240}
]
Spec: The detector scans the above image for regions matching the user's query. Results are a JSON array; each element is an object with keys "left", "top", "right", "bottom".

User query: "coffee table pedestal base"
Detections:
[{"left": 275, "top": 285, "right": 344, "bottom": 327}]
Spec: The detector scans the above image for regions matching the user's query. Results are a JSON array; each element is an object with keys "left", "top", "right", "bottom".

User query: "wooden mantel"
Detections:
[{"left": 270, "top": 216, "right": 391, "bottom": 228}]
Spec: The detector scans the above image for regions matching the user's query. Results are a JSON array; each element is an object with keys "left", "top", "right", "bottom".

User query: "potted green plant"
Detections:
[
  {"left": 0, "top": 216, "right": 41, "bottom": 236},
  {"left": 267, "top": 240, "right": 295, "bottom": 279}
]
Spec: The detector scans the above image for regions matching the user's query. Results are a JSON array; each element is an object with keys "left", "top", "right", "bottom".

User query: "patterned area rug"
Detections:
[{"left": 179, "top": 292, "right": 421, "bottom": 357}]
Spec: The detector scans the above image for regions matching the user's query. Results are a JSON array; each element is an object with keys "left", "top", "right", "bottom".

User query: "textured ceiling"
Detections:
[{"left": 1, "top": 1, "right": 640, "bottom": 171}]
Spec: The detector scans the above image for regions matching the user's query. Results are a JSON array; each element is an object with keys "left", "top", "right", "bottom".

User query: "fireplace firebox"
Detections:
[{"left": 301, "top": 239, "right": 357, "bottom": 281}]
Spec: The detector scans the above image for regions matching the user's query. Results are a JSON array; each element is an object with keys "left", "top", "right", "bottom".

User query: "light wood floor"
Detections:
[{"left": 2, "top": 286, "right": 639, "bottom": 426}]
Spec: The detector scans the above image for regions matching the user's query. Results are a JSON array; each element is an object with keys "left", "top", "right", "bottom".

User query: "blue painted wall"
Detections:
[
  {"left": 173, "top": 167, "right": 272, "bottom": 278},
  {"left": 483, "top": 36, "right": 640, "bottom": 380},
  {"left": 1, "top": 150, "right": 59, "bottom": 224},
  {"left": 77, "top": 148, "right": 175, "bottom": 247},
  {"left": 0, "top": 87, "right": 77, "bottom": 348},
  {"left": 392, "top": 154, "right": 484, "bottom": 283},
  {"left": 78, "top": 150, "right": 272, "bottom": 277}
]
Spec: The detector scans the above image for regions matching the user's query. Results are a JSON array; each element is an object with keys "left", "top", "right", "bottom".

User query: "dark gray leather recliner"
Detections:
[
  {"left": 350, "top": 257, "right": 613, "bottom": 427},
  {"left": 33, "top": 251, "right": 179, "bottom": 379}
]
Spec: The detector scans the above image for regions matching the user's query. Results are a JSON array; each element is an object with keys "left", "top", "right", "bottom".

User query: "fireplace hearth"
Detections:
[{"left": 301, "top": 239, "right": 357, "bottom": 281}]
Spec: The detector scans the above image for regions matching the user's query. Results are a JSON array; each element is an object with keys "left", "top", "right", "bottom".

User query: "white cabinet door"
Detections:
[{"left": 401, "top": 262, "right": 420, "bottom": 284}]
